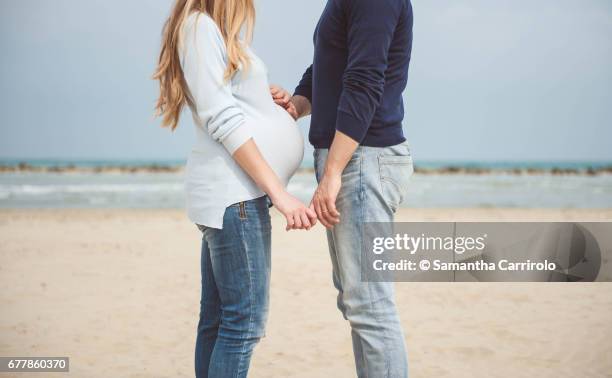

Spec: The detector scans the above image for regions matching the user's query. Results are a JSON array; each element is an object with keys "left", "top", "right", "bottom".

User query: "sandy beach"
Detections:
[{"left": 1, "top": 208, "right": 611, "bottom": 378}]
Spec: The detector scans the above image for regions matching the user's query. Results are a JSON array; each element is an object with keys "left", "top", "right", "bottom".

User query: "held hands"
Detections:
[
  {"left": 269, "top": 84, "right": 343, "bottom": 230},
  {"left": 270, "top": 85, "right": 299, "bottom": 120},
  {"left": 271, "top": 190, "right": 318, "bottom": 231}
]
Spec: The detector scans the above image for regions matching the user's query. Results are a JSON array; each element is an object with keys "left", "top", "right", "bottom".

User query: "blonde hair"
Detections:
[{"left": 153, "top": 0, "right": 255, "bottom": 130}]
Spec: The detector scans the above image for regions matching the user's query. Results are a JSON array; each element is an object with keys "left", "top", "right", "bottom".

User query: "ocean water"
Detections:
[
  {"left": 2, "top": 158, "right": 612, "bottom": 171},
  {"left": 1, "top": 171, "right": 611, "bottom": 209}
]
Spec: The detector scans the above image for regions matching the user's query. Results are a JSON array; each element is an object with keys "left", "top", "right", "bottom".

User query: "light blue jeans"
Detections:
[
  {"left": 195, "top": 196, "right": 271, "bottom": 378},
  {"left": 314, "top": 141, "right": 413, "bottom": 378}
]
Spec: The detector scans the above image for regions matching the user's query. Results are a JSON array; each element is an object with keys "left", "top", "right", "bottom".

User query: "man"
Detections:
[{"left": 287, "top": 0, "right": 415, "bottom": 376}]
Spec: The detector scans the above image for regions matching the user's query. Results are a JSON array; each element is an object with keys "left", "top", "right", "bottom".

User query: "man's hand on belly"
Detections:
[{"left": 270, "top": 85, "right": 299, "bottom": 120}]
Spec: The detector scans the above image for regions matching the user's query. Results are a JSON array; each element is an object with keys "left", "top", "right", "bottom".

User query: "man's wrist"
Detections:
[
  {"left": 323, "top": 162, "right": 344, "bottom": 178},
  {"left": 323, "top": 131, "right": 359, "bottom": 178}
]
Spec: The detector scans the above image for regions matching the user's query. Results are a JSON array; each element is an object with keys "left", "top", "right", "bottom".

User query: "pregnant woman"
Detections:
[{"left": 153, "top": 0, "right": 316, "bottom": 377}]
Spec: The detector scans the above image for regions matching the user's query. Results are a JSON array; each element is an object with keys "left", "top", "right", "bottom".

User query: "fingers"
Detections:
[
  {"left": 325, "top": 196, "right": 340, "bottom": 220},
  {"left": 270, "top": 85, "right": 281, "bottom": 99},
  {"left": 281, "top": 91, "right": 291, "bottom": 104},
  {"left": 286, "top": 103, "right": 299, "bottom": 120},
  {"left": 322, "top": 201, "right": 340, "bottom": 228},
  {"left": 293, "top": 211, "right": 303, "bottom": 230},
  {"left": 307, "top": 205, "right": 318, "bottom": 227},
  {"left": 318, "top": 197, "right": 329, "bottom": 220},
  {"left": 284, "top": 213, "right": 296, "bottom": 231},
  {"left": 270, "top": 85, "right": 280, "bottom": 96},
  {"left": 291, "top": 206, "right": 315, "bottom": 231},
  {"left": 313, "top": 196, "right": 332, "bottom": 229},
  {"left": 285, "top": 208, "right": 316, "bottom": 231},
  {"left": 299, "top": 212, "right": 312, "bottom": 230},
  {"left": 270, "top": 85, "right": 300, "bottom": 120},
  {"left": 270, "top": 85, "right": 290, "bottom": 106},
  {"left": 274, "top": 98, "right": 288, "bottom": 106},
  {"left": 312, "top": 191, "right": 340, "bottom": 229},
  {"left": 269, "top": 86, "right": 280, "bottom": 103}
]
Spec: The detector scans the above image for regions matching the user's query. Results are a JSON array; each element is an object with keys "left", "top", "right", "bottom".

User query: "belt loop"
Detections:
[{"left": 239, "top": 201, "right": 247, "bottom": 220}]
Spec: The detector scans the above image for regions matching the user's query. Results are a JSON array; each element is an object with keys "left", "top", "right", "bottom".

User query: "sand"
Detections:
[{"left": 1, "top": 208, "right": 611, "bottom": 378}]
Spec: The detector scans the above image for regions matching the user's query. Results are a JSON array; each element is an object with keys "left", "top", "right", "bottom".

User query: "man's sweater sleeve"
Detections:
[
  {"left": 336, "top": 0, "right": 402, "bottom": 143},
  {"left": 294, "top": 64, "right": 314, "bottom": 104}
]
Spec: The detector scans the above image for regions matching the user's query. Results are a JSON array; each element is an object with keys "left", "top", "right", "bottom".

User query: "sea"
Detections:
[{"left": 1, "top": 159, "right": 611, "bottom": 209}]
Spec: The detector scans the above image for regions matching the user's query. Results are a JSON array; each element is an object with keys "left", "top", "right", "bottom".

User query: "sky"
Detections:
[{"left": 0, "top": 0, "right": 611, "bottom": 162}]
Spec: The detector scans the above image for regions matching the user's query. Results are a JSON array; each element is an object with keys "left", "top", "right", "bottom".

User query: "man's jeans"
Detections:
[
  {"left": 195, "top": 196, "right": 271, "bottom": 378},
  {"left": 314, "top": 141, "right": 413, "bottom": 378}
]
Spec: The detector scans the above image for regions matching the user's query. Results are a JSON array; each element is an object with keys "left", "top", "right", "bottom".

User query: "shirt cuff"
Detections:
[
  {"left": 336, "top": 110, "right": 368, "bottom": 144},
  {"left": 293, "top": 85, "right": 313, "bottom": 104},
  {"left": 221, "top": 122, "right": 253, "bottom": 155}
]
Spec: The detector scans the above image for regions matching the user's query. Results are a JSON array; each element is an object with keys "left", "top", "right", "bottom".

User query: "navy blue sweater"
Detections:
[{"left": 294, "top": 0, "right": 413, "bottom": 148}]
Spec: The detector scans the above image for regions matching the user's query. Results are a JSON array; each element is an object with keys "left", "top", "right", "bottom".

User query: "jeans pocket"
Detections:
[{"left": 378, "top": 154, "right": 414, "bottom": 212}]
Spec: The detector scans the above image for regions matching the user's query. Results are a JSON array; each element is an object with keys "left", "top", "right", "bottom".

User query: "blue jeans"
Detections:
[
  {"left": 314, "top": 142, "right": 413, "bottom": 378},
  {"left": 195, "top": 196, "right": 271, "bottom": 378}
]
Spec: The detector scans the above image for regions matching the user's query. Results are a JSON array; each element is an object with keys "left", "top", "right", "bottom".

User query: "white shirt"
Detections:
[{"left": 180, "top": 13, "right": 304, "bottom": 229}]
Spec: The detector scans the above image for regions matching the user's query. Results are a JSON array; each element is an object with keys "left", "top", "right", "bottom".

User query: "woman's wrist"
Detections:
[{"left": 266, "top": 185, "right": 287, "bottom": 204}]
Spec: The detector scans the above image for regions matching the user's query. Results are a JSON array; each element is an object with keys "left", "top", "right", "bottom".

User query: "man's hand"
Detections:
[
  {"left": 311, "top": 172, "right": 341, "bottom": 229},
  {"left": 270, "top": 85, "right": 299, "bottom": 120},
  {"left": 310, "top": 131, "right": 359, "bottom": 229}
]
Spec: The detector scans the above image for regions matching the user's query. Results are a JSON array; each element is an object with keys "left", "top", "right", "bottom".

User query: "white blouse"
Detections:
[{"left": 179, "top": 13, "right": 304, "bottom": 229}]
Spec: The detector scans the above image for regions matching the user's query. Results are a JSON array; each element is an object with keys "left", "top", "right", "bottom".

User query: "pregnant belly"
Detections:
[{"left": 251, "top": 107, "right": 304, "bottom": 186}]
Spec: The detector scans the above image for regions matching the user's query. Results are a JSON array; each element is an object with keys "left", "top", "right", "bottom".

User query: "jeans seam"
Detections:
[
  {"left": 358, "top": 149, "right": 365, "bottom": 202},
  {"left": 370, "top": 153, "right": 394, "bottom": 377},
  {"left": 377, "top": 155, "right": 387, "bottom": 210},
  {"left": 237, "top": 215, "right": 254, "bottom": 377},
  {"left": 358, "top": 154, "right": 374, "bottom": 377}
]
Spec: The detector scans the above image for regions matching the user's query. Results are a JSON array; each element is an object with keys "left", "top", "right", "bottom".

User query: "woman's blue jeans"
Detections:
[{"left": 195, "top": 196, "right": 271, "bottom": 378}]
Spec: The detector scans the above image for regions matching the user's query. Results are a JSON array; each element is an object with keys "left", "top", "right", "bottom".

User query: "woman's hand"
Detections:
[
  {"left": 270, "top": 190, "right": 318, "bottom": 231},
  {"left": 270, "top": 85, "right": 298, "bottom": 120}
]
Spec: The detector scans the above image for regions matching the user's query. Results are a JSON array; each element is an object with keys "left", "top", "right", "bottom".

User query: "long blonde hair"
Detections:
[{"left": 153, "top": 0, "right": 255, "bottom": 130}]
